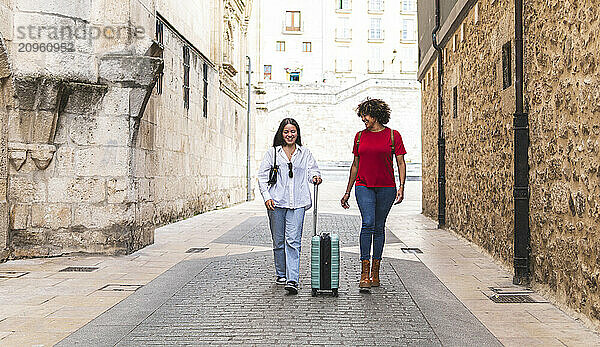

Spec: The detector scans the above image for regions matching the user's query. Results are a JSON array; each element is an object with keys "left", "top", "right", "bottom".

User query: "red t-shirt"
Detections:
[{"left": 352, "top": 128, "right": 407, "bottom": 187}]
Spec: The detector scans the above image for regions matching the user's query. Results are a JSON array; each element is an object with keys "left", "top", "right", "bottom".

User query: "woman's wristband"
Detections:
[{"left": 344, "top": 191, "right": 351, "bottom": 196}]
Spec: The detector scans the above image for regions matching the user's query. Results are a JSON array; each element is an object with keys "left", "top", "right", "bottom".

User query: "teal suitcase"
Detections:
[{"left": 311, "top": 185, "right": 340, "bottom": 297}]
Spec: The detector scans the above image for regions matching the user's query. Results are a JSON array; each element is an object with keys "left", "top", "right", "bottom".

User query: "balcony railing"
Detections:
[
  {"left": 368, "top": 29, "right": 385, "bottom": 41},
  {"left": 368, "top": 0, "right": 384, "bottom": 13},
  {"left": 401, "top": 1, "right": 417, "bottom": 12},
  {"left": 335, "top": 28, "right": 352, "bottom": 41},
  {"left": 368, "top": 59, "right": 384, "bottom": 73},
  {"left": 335, "top": 59, "right": 352, "bottom": 73},
  {"left": 335, "top": 1, "right": 352, "bottom": 13},
  {"left": 400, "top": 31, "right": 417, "bottom": 42}
]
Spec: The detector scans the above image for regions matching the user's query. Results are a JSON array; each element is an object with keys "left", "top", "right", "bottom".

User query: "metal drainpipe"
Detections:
[
  {"left": 513, "top": 0, "right": 530, "bottom": 284},
  {"left": 246, "top": 55, "right": 252, "bottom": 201},
  {"left": 432, "top": 0, "right": 446, "bottom": 228}
]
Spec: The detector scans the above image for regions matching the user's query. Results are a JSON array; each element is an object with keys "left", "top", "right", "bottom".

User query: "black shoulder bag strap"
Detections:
[{"left": 268, "top": 146, "right": 279, "bottom": 186}]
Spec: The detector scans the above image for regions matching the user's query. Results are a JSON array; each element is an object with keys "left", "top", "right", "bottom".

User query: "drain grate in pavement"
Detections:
[
  {"left": 99, "top": 284, "right": 143, "bottom": 292},
  {"left": 0, "top": 271, "right": 29, "bottom": 278},
  {"left": 59, "top": 266, "right": 99, "bottom": 272},
  {"left": 401, "top": 247, "right": 423, "bottom": 254},
  {"left": 489, "top": 286, "right": 533, "bottom": 294},
  {"left": 487, "top": 286, "right": 544, "bottom": 304},
  {"left": 185, "top": 247, "right": 209, "bottom": 253},
  {"left": 488, "top": 294, "right": 538, "bottom": 303}
]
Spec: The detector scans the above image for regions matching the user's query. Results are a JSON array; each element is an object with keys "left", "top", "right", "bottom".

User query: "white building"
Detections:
[
  {"left": 251, "top": 0, "right": 325, "bottom": 83},
  {"left": 252, "top": 0, "right": 418, "bottom": 84},
  {"left": 326, "top": 0, "right": 419, "bottom": 84},
  {"left": 249, "top": 0, "right": 421, "bottom": 168}
]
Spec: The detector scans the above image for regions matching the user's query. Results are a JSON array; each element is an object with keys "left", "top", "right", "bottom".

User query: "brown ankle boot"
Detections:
[
  {"left": 359, "top": 260, "right": 371, "bottom": 288},
  {"left": 371, "top": 259, "right": 381, "bottom": 287}
]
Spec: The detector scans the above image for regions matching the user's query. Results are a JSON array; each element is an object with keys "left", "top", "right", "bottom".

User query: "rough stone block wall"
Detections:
[
  {"left": 6, "top": 70, "right": 162, "bottom": 257},
  {"left": 422, "top": 0, "right": 515, "bottom": 265},
  {"left": 421, "top": 0, "right": 600, "bottom": 327},
  {"left": 525, "top": 0, "right": 600, "bottom": 325},
  {"left": 421, "top": 68, "right": 437, "bottom": 218}
]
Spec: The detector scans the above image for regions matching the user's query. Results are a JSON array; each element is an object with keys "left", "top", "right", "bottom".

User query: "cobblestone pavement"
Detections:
[
  {"left": 117, "top": 254, "right": 437, "bottom": 346},
  {"left": 58, "top": 213, "right": 500, "bottom": 346},
  {"left": 213, "top": 213, "right": 401, "bottom": 247}
]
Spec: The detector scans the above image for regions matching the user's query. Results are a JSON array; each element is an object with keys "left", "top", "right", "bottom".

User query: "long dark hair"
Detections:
[{"left": 273, "top": 118, "right": 302, "bottom": 147}]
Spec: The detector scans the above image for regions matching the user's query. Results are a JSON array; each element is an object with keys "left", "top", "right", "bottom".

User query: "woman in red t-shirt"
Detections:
[{"left": 341, "top": 98, "right": 407, "bottom": 290}]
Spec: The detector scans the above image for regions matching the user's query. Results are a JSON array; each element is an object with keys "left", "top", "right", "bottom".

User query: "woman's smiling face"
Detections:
[
  {"left": 361, "top": 113, "right": 378, "bottom": 130},
  {"left": 282, "top": 124, "right": 298, "bottom": 145}
]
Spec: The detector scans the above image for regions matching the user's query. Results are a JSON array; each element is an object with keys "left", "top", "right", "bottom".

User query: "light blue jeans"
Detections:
[{"left": 267, "top": 207, "right": 305, "bottom": 283}]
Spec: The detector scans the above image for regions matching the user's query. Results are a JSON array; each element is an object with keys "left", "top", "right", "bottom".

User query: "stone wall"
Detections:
[
  {"left": 0, "top": 0, "right": 252, "bottom": 259},
  {"left": 422, "top": 1, "right": 515, "bottom": 264},
  {"left": 420, "top": 67, "right": 437, "bottom": 220},
  {"left": 7, "top": 60, "right": 161, "bottom": 257},
  {"left": 525, "top": 0, "right": 600, "bottom": 325},
  {"left": 140, "top": 20, "right": 248, "bottom": 228},
  {"left": 421, "top": 0, "right": 600, "bottom": 328},
  {"left": 0, "top": 35, "right": 10, "bottom": 260}
]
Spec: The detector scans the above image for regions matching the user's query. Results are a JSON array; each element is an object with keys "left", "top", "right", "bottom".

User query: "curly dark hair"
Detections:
[
  {"left": 355, "top": 98, "right": 391, "bottom": 125},
  {"left": 273, "top": 118, "right": 303, "bottom": 147}
]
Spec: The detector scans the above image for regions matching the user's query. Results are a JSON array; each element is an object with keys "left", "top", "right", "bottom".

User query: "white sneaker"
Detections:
[{"left": 285, "top": 281, "right": 298, "bottom": 294}]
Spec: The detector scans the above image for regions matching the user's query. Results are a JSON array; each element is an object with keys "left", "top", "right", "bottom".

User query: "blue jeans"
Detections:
[
  {"left": 355, "top": 186, "right": 396, "bottom": 261},
  {"left": 267, "top": 207, "right": 305, "bottom": 283}
]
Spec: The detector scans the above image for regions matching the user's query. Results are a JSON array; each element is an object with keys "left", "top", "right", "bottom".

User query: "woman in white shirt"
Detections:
[{"left": 257, "top": 118, "right": 322, "bottom": 294}]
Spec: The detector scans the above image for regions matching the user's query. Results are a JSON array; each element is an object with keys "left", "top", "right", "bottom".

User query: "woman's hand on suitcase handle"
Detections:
[
  {"left": 265, "top": 199, "right": 275, "bottom": 210},
  {"left": 312, "top": 176, "right": 322, "bottom": 185}
]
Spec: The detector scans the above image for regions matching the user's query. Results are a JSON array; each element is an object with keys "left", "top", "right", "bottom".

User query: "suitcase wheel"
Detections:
[
  {"left": 332, "top": 288, "right": 338, "bottom": 297},
  {"left": 312, "top": 288, "right": 318, "bottom": 297}
]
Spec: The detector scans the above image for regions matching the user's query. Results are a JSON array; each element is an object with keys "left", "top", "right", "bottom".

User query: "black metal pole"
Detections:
[
  {"left": 432, "top": 0, "right": 445, "bottom": 228},
  {"left": 513, "top": 0, "right": 530, "bottom": 285}
]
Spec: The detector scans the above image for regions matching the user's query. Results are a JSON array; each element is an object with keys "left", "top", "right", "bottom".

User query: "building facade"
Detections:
[
  {"left": 419, "top": 0, "right": 600, "bottom": 328},
  {"left": 249, "top": 0, "right": 421, "bottom": 168},
  {"left": 0, "top": 0, "right": 252, "bottom": 259}
]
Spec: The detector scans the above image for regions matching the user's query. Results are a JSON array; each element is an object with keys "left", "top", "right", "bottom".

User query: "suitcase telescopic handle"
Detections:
[{"left": 313, "top": 183, "right": 318, "bottom": 236}]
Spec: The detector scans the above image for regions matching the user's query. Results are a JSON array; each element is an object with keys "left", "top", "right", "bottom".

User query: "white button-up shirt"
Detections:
[{"left": 257, "top": 145, "right": 321, "bottom": 210}]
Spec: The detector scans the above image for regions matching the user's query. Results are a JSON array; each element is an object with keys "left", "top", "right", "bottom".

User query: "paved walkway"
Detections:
[
  {"left": 0, "top": 179, "right": 599, "bottom": 346},
  {"left": 56, "top": 213, "right": 497, "bottom": 346}
]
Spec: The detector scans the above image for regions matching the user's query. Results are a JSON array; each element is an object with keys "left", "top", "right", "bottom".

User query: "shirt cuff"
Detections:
[{"left": 261, "top": 191, "right": 272, "bottom": 202}]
